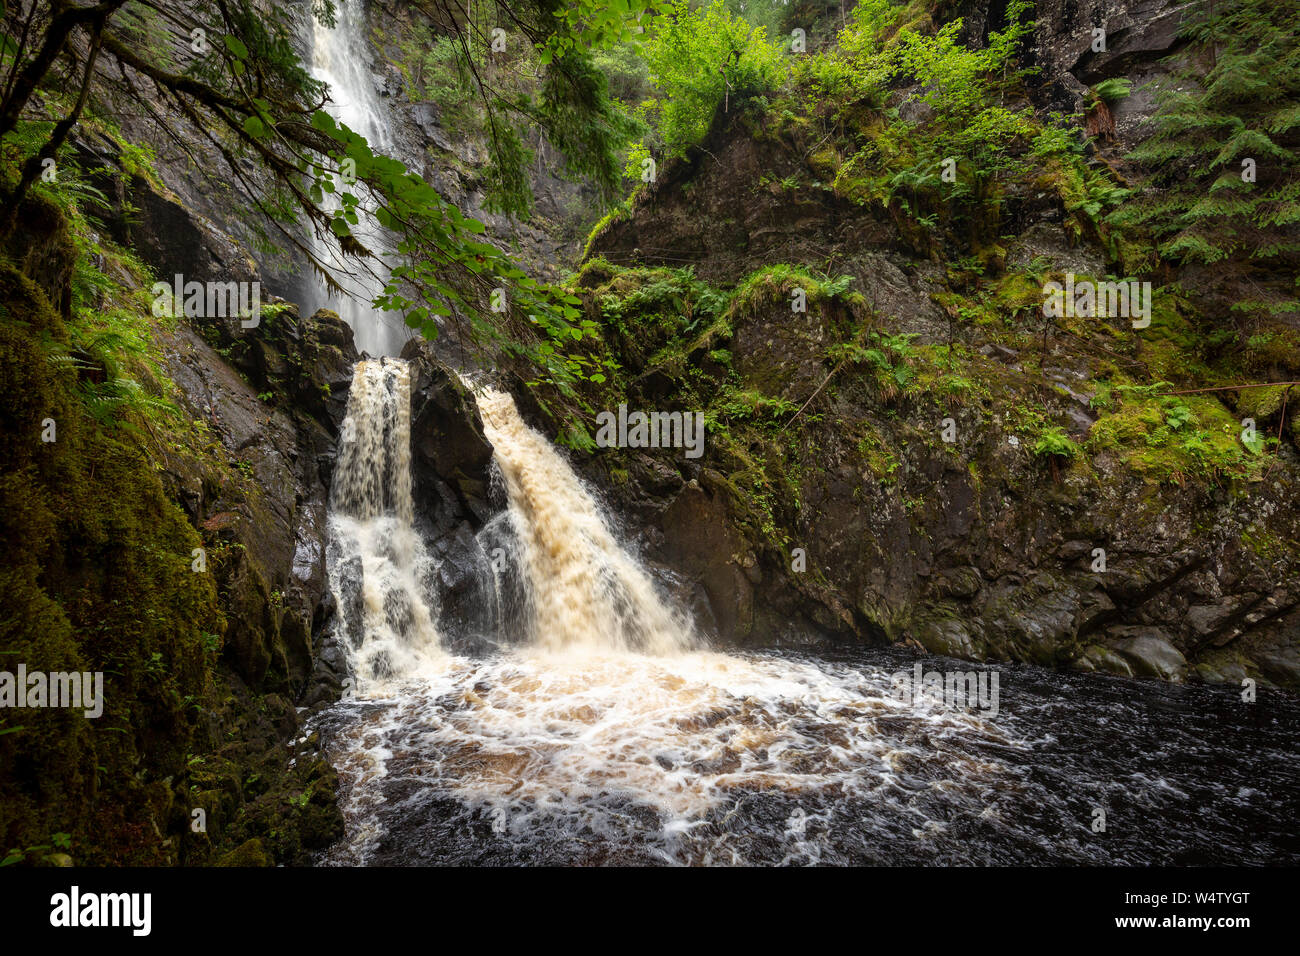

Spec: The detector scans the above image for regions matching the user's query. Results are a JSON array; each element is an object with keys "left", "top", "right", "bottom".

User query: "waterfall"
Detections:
[
  {"left": 306, "top": 0, "right": 412, "bottom": 357},
  {"left": 327, "top": 360, "right": 442, "bottom": 688},
  {"left": 473, "top": 386, "right": 698, "bottom": 656},
  {"left": 314, "top": 376, "right": 1283, "bottom": 868}
]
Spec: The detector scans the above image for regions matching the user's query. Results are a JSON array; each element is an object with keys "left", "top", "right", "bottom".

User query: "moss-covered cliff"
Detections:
[
  {"left": 500, "top": 0, "right": 1300, "bottom": 689},
  {"left": 0, "top": 187, "right": 345, "bottom": 865}
]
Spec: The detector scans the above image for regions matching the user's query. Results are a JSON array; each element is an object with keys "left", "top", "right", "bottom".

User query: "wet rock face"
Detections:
[
  {"left": 402, "top": 339, "right": 503, "bottom": 650},
  {"left": 123, "top": 172, "right": 259, "bottom": 291},
  {"left": 154, "top": 299, "right": 355, "bottom": 857},
  {"left": 657, "top": 478, "right": 758, "bottom": 640},
  {"left": 284, "top": 2, "right": 604, "bottom": 296},
  {"left": 6, "top": 193, "right": 75, "bottom": 317},
  {"left": 1027, "top": 0, "right": 1190, "bottom": 84},
  {"left": 404, "top": 339, "right": 496, "bottom": 528},
  {"left": 959, "top": 0, "right": 1193, "bottom": 144},
  {"left": 733, "top": 301, "right": 836, "bottom": 401},
  {"left": 157, "top": 302, "right": 358, "bottom": 699}
]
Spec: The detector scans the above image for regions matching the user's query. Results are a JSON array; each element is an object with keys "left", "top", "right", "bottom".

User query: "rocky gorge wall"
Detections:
[
  {"left": 0, "top": 184, "right": 355, "bottom": 863},
  {"left": 511, "top": 1, "right": 1300, "bottom": 689}
]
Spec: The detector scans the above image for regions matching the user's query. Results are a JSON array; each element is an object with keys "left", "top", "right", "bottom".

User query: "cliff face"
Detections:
[
  {"left": 961, "top": 0, "right": 1194, "bottom": 123},
  {"left": 535, "top": 5, "right": 1300, "bottom": 689},
  {"left": 0, "top": 186, "right": 354, "bottom": 863}
]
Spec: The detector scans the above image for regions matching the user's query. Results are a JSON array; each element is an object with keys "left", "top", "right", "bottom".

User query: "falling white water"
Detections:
[
  {"left": 327, "top": 360, "right": 442, "bottom": 688},
  {"left": 306, "top": 0, "right": 413, "bottom": 356},
  {"left": 473, "top": 386, "right": 698, "bottom": 656}
]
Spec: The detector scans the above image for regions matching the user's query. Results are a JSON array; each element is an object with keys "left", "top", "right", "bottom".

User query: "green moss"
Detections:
[
  {"left": 1236, "top": 384, "right": 1291, "bottom": 420},
  {"left": 582, "top": 197, "right": 634, "bottom": 260},
  {"left": 1240, "top": 523, "right": 1295, "bottom": 563},
  {"left": 831, "top": 147, "right": 893, "bottom": 208},
  {"left": 855, "top": 424, "right": 900, "bottom": 483},
  {"left": 806, "top": 146, "right": 842, "bottom": 182},
  {"left": 1137, "top": 293, "right": 1216, "bottom": 382},
  {"left": 0, "top": 256, "right": 224, "bottom": 864},
  {"left": 1087, "top": 384, "right": 1261, "bottom": 484},
  {"left": 0, "top": 191, "right": 341, "bottom": 865},
  {"left": 571, "top": 256, "right": 620, "bottom": 289},
  {"left": 1241, "top": 329, "right": 1300, "bottom": 375},
  {"left": 991, "top": 270, "right": 1046, "bottom": 315},
  {"left": 906, "top": 344, "right": 996, "bottom": 406},
  {"left": 215, "top": 837, "right": 273, "bottom": 867},
  {"left": 728, "top": 264, "right": 855, "bottom": 317}
]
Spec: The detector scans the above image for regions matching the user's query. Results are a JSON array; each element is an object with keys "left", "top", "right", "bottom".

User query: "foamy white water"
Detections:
[
  {"left": 320, "top": 646, "right": 1022, "bottom": 864},
  {"left": 318, "top": 377, "right": 1024, "bottom": 864},
  {"left": 327, "top": 360, "right": 443, "bottom": 689}
]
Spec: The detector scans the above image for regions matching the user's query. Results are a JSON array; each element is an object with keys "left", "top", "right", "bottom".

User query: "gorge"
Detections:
[{"left": 0, "top": 0, "right": 1297, "bottom": 870}]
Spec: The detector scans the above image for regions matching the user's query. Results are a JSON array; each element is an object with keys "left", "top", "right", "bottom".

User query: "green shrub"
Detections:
[{"left": 643, "top": 0, "right": 788, "bottom": 157}]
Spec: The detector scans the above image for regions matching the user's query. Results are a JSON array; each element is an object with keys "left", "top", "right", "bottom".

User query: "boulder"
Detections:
[{"left": 1108, "top": 628, "right": 1189, "bottom": 682}]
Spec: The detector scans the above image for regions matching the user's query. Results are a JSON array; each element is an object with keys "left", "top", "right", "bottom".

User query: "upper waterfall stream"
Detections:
[
  {"left": 306, "top": 0, "right": 411, "bottom": 357},
  {"left": 314, "top": 364, "right": 1300, "bottom": 865}
]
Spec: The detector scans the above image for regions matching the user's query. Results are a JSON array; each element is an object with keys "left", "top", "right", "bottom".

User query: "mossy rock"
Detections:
[
  {"left": 1077, "top": 644, "right": 1135, "bottom": 677},
  {"left": 911, "top": 616, "right": 980, "bottom": 658},
  {"left": 1108, "top": 631, "right": 1188, "bottom": 682},
  {"left": 806, "top": 146, "right": 842, "bottom": 182},
  {"left": 215, "top": 837, "right": 274, "bottom": 867},
  {"left": 0, "top": 230, "right": 221, "bottom": 862}
]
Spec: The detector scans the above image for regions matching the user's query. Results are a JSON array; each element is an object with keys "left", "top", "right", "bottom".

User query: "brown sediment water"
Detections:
[{"left": 473, "top": 385, "right": 699, "bottom": 656}]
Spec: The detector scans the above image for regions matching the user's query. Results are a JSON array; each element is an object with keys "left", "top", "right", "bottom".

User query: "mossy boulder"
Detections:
[{"left": 215, "top": 838, "right": 274, "bottom": 867}]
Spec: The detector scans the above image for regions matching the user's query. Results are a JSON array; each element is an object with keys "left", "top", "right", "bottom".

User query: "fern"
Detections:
[
  {"left": 1108, "top": 0, "right": 1300, "bottom": 317},
  {"left": 1092, "top": 78, "right": 1132, "bottom": 102},
  {"left": 1033, "top": 426, "right": 1081, "bottom": 459}
]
